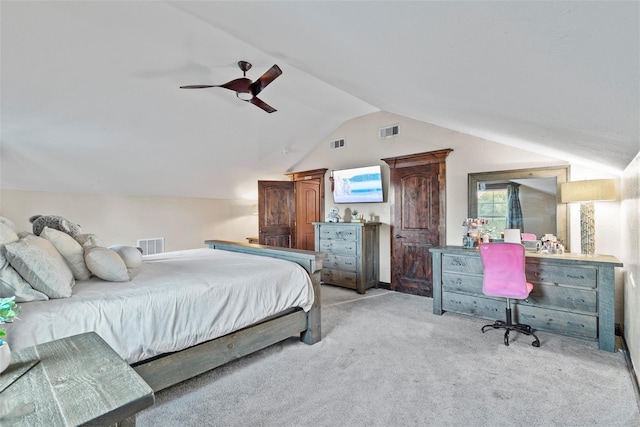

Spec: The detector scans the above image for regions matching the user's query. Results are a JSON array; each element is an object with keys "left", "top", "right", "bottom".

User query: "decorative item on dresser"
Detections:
[
  {"left": 430, "top": 246, "right": 623, "bottom": 352},
  {"left": 313, "top": 222, "right": 380, "bottom": 294}
]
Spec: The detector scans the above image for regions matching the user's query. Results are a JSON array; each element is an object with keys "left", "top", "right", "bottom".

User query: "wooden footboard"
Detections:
[{"left": 133, "top": 240, "right": 323, "bottom": 392}]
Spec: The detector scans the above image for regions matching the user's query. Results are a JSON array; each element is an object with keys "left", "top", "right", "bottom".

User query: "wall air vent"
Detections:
[
  {"left": 137, "top": 238, "right": 165, "bottom": 255},
  {"left": 379, "top": 124, "right": 400, "bottom": 139},
  {"left": 329, "top": 138, "right": 345, "bottom": 150}
]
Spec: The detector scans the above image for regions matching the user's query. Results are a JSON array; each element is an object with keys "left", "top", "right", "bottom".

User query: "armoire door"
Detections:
[
  {"left": 295, "top": 178, "right": 321, "bottom": 251},
  {"left": 383, "top": 149, "right": 452, "bottom": 296},
  {"left": 258, "top": 180, "right": 295, "bottom": 248}
]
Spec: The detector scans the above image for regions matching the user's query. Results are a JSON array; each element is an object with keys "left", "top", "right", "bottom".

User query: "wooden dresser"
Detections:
[
  {"left": 430, "top": 246, "right": 623, "bottom": 352},
  {"left": 313, "top": 222, "right": 380, "bottom": 294}
]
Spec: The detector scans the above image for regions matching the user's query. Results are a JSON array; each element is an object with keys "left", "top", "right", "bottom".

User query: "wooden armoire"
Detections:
[{"left": 258, "top": 168, "right": 327, "bottom": 250}]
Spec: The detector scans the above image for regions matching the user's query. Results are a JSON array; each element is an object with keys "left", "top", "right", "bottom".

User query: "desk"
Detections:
[
  {"left": 0, "top": 332, "right": 154, "bottom": 426},
  {"left": 430, "top": 246, "right": 623, "bottom": 352}
]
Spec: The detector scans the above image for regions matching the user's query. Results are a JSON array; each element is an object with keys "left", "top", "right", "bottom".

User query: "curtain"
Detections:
[{"left": 507, "top": 183, "right": 524, "bottom": 231}]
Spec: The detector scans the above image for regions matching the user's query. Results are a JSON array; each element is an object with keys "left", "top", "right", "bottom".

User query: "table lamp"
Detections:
[{"left": 559, "top": 179, "right": 616, "bottom": 255}]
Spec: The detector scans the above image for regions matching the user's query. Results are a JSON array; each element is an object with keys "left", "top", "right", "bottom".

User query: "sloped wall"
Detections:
[{"left": 623, "top": 152, "right": 640, "bottom": 377}]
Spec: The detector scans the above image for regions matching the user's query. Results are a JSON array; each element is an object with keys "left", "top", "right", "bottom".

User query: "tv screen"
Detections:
[{"left": 332, "top": 165, "right": 383, "bottom": 203}]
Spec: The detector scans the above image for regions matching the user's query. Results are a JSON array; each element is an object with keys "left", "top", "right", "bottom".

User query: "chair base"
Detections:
[
  {"left": 481, "top": 320, "right": 541, "bottom": 347},
  {"left": 481, "top": 304, "right": 541, "bottom": 349}
]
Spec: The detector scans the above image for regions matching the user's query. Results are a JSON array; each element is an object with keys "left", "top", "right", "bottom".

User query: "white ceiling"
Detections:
[{"left": 1, "top": 1, "right": 638, "bottom": 200}]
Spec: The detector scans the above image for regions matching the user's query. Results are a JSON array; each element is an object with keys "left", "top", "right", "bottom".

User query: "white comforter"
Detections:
[{"left": 7, "top": 248, "right": 314, "bottom": 363}]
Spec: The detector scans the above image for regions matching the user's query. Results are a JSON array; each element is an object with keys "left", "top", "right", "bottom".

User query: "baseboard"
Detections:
[
  {"left": 377, "top": 281, "right": 391, "bottom": 290},
  {"left": 618, "top": 332, "right": 640, "bottom": 411}
]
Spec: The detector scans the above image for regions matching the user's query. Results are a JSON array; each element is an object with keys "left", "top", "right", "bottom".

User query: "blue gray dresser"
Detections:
[{"left": 430, "top": 246, "right": 623, "bottom": 351}]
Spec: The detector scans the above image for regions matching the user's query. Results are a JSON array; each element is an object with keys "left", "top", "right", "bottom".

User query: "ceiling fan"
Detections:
[{"left": 180, "top": 61, "right": 282, "bottom": 113}]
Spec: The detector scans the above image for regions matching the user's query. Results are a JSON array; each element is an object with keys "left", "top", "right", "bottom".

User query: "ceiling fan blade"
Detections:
[
  {"left": 219, "top": 77, "right": 252, "bottom": 93},
  {"left": 250, "top": 65, "right": 282, "bottom": 96},
  {"left": 180, "top": 85, "right": 217, "bottom": 89},
  {"left": 250, "top": 96, "right": 277, "bottom": 113}
]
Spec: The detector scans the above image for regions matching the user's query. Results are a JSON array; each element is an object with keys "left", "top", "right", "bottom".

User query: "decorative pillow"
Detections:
[
  {"left": 0, "top": 216, "right": 18, "bottom": 234},
  {"left": 4, "top": 234, "right": 75, "bottom": 299},
  {"left": 0, "top": 223, "right": 49, "bottom": 302},
  {"left": 41, "top": 227, "right": 91, "bottom": 281},
  {"left": 109, "top": 245, "right": 143, "bottom": 269},
  {"left": 84, "top": 246, "right": 130, "bottom": 282},
  {"left": 75, "top": 233, "right": 105, "bottom": 248}
]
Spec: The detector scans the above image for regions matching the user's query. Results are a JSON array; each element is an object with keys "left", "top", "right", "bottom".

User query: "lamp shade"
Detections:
[{"left": 560, "top": 179, "right": 616, "bottom": 203}]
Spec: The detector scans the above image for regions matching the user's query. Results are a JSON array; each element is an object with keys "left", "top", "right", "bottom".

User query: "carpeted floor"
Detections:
[{"left": 137, "top": 285, "right": 640, "bottom": 426}]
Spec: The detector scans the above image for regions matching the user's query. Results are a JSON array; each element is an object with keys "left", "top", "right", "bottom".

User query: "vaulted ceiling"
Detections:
[{"left": 1, "top": 1, "right": 638, "bottom": 199}]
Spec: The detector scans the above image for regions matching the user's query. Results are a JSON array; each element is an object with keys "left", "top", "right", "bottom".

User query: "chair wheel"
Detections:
[
  {"left": 532, "top": 340, "right": 540, "bottom": 347},
  {"left": 504, "top": 330, "right": 510, "bottom": 346}
]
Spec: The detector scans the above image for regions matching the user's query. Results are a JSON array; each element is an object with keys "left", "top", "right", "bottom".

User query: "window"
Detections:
[{"left": 477, "top": 187, "right": 507, "bottom": 233}]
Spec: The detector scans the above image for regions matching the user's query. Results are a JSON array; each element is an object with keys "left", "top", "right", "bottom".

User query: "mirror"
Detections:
[{"left": 468, "top": 166, "right": 570, "bottom": 248}]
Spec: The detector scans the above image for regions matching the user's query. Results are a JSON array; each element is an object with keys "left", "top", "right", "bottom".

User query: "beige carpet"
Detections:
[{"left": 137, "top": 285, "right": 640, "bottom": 426}]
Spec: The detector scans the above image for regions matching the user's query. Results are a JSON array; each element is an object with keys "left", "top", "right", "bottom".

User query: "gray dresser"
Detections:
[
  {"left": 430, "top": 246, "right": 623, "bottom": 352},
  {"left": 313, "top": 222, "right": 380, "bottom": 294}
]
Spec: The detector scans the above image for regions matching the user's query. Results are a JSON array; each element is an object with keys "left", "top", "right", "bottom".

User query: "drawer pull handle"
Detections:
[
  {"left": 449, "top": 300, "right": 462, "bottom": 305},
  {"left": 395, "top": 234, "right": 405, "bottom": 239},
  {"left": 520, "top": 314, "right": 535, "bottom": 319},
  {"left": 567, "top": 297, "right": 585, "bottom": 303},
  {"left": 567, "top": 322, "right": 585, "bottom": 328},
  {"left": 567, "top": 274, "right": 585, "bottom": 280}
]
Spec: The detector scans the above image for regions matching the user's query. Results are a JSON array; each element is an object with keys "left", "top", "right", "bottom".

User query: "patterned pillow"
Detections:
[
  {"left": 0, "top": 223, "right": 49, "bottom": 302},
  {"left": 4, "top": 234, "right": 75, "bottom": 298},
  {"left": 41, "top": 227, "right": 91, "bottom": 281}
]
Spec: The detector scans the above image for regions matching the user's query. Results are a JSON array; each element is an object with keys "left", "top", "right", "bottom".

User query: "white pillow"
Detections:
[
  {"left": 0, "top": 216, "right": 18, "bottom": 233},
  {"left": 0, "top": 223, "right": 48, "bottom": 302},
  {"left": 41, "top": 227, "right": 91, "bottom": 281},
  {"left": 84, "top": 246, "right": 130, "bottom": 282},
  {"left": 109, "top": 245, "right": 143, "bottom": 269},
  {"left": 4, "top": 234, "right": 75, "bottom": 299}
]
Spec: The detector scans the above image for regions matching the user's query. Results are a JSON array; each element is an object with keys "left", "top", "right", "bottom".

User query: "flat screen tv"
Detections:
[{"left": 332, "top": 165, "right": 383, "bottom": 203}]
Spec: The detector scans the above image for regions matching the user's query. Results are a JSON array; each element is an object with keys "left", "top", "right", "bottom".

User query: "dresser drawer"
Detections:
[
  {"left": 318, "top": 225, "right": 358, "bottom": 241},
  {"left": 527, "top": 283, "right": 596, "bottom": 313},
  {"left": 319, "top": 239, "right": 358, "bottom": 255},
  {"left": 442, "top": 272, "right": 484, "bottom": 295},
  {"left": 442, "top": 291, "right": 503, "bottom": 319},
  {"left": 515, "top": 304, "right": 597, "bottom": 339},
  {"left": 525, "top": 263, "right": 597, "bottom": 288},
  {"left": 442, "top": 254, "right": 483, "bottom": 275},
  {"left": 322, "top": 269, "right": 357, "bottom": 289},
  {"left": 324, "top": 254, "right": 357, "bottom": 272}
]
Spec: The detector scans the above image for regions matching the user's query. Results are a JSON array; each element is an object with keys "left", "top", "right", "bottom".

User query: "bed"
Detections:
[{"left": 5, "top": 240, "right": 323, "bottom": 392}]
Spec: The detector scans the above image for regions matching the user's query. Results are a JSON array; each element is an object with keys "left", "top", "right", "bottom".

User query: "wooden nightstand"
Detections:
[{"left": 0, "top": 332, "right": 154, "bottom": 426}]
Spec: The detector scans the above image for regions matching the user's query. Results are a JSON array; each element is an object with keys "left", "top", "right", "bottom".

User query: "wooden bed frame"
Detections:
[{"left": 132, "top": 240, "right": 323, "bottom": 393}]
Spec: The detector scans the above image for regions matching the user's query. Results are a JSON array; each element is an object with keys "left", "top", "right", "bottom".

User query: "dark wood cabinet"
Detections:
[{"left": 259, "top": 169, "right": 327, "bottom": 250}]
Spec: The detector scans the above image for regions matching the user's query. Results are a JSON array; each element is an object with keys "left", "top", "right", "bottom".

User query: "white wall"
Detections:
[
  {"left": 0, "top": 190, "right": 258, "bottom": 251},
  {"left": 293, "top": 111, "right": 622, "bottom": 283},
  {"left": 622, "top": 152, "right": 640, "bottom": 378}
]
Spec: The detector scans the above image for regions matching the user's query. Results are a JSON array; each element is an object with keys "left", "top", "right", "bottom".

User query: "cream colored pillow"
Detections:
[
  {"left": 4, "top": 234, "right": 75, "bottom": 299},
  {"left": 75, "top": 233, "right": 105, "bottom": 248},
  {"left": 0, "top": 223, "right": 49, "bottom": 301},
  {"left": 109, "top": 245, "right": 143, "bottom": 269},
  {"left": 41, "top": 227, "right": 91, "bottom": 281},
  {"left": 84, "top": 246, "right": 130, "bottom": 282}
]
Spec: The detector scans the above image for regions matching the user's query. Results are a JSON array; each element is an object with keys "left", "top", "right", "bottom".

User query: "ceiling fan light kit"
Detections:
[{"left": 180, "top": 60, "right": 282, "bottom": 113}]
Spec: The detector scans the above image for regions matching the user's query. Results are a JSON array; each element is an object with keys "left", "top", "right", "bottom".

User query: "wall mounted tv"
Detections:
[{"left": 332, "top": 165, "right": 383, "bottom": 203}]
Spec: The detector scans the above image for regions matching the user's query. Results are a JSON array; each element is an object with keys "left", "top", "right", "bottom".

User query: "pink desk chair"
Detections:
[
  {"left": 521, "top": 233, "right": 537, "bottom": 241},
  {"left": 479, "top": 243, "right": 541, "bottom": 347}
]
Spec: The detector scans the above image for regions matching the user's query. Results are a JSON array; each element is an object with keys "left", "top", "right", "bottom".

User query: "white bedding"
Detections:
[{"left": 7, "top": 248, "right": 314, "bottom": 363}]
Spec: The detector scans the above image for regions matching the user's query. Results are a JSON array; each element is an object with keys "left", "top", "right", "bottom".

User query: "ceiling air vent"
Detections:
[
  {"left": 379, "top": 124, "right": 400, "bottom": 139},
  {"left": 329, "top": 138, "right": 345, "bottom": 150}
]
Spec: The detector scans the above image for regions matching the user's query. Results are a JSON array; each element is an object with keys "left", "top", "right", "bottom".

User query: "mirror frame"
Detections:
[{"left": 468, "top": 165, "right": 571, "bottom": 249}]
